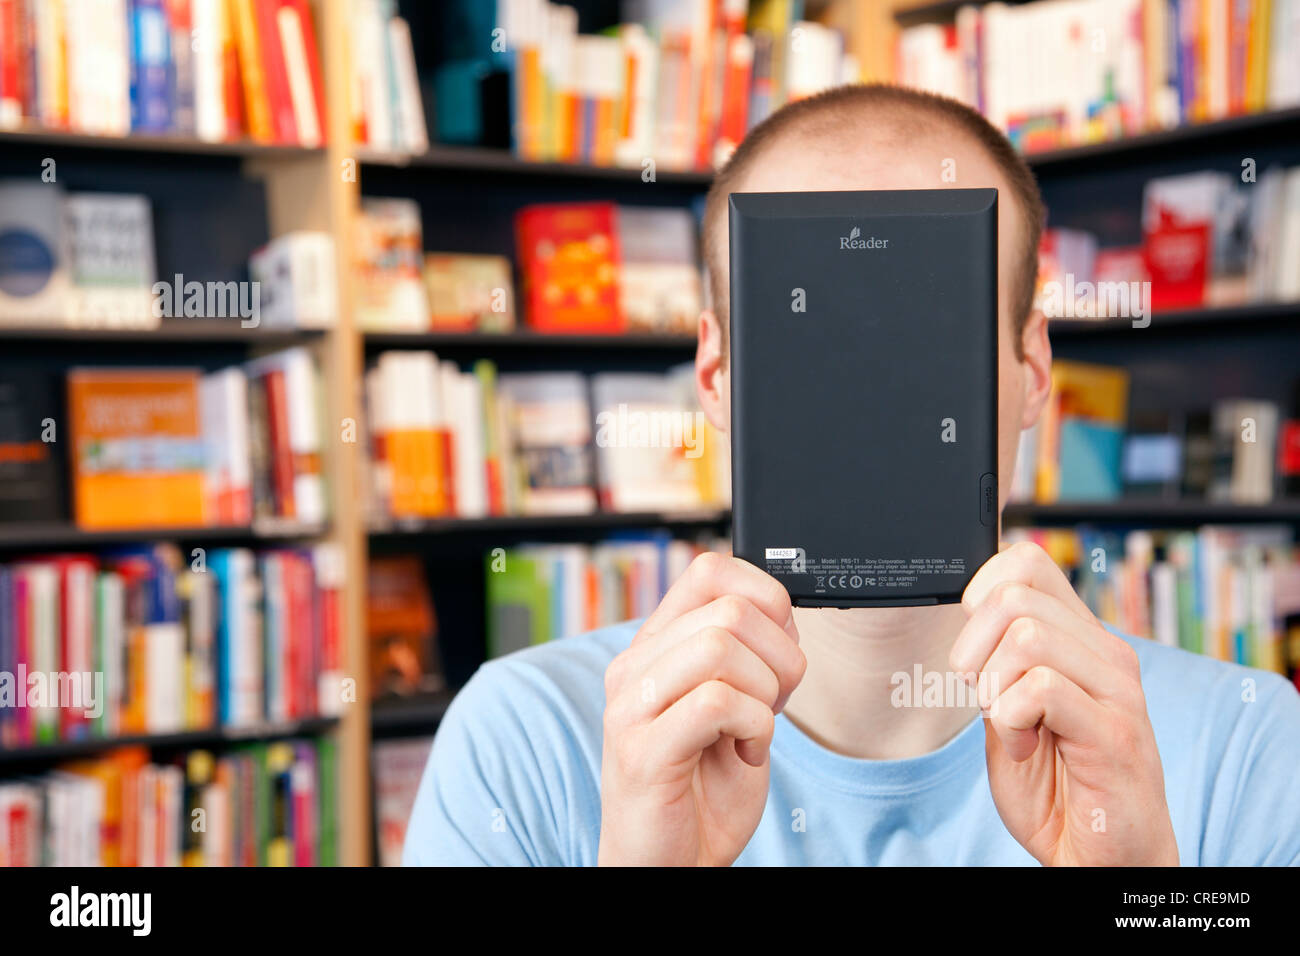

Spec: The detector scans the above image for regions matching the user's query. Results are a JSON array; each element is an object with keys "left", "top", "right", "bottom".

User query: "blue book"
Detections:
[
  {"left": 130, "top": 0, "right": 173, "bottom": 132},
  {"left": 1058, "top": 419, "right": 1124, "bottom": 501}
]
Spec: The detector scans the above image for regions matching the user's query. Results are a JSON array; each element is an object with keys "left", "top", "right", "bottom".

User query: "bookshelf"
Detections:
[{"left": 2, "top": 0, "right": 1297, "bottom": 868}]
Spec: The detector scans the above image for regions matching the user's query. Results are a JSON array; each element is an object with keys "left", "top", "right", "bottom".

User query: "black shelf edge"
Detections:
[
  {"left": 370, "top": 691, "right": 457, "bottom": 735},
  {"left": 363, "top": 330, "right": 698, "bottom": 351},
  {"left": 893, "top": 0, "right": 997, "bottom": 25},
  {"left": 0, "top": 126, "right": 323, "bottom": 159},
  {"left": 1004, "top": 500, "right": 1300, "bottom": 526},
  {"left": 1024, "top": 107, "right": 1300, "bottom": 168},
  {"left": 1048, "top": 301, "right": 1300, "bottom": 337},
  {"left": 0, "top": 320, "right": 328, "bottom": 345},
  {"left": 358, "top": 145, "right": 714, "bottom": 186},
  {"left": 369, "top": 509, "right": 731, "bottom": 537},
  {"left": 0, "top": 519, "right": 329, "bottom": 549},
  {"left": 0, "top": 716, "right": 340, "bottom": 765}
]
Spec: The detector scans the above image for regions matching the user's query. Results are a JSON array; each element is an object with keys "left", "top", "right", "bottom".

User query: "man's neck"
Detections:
[{"left": 781, "top": 603, "right": 978, "bottom": 760}]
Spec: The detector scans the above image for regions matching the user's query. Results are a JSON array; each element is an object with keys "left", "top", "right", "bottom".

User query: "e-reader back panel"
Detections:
[{"left": 729, "top": 188, "right": 999, "bottom": 607}]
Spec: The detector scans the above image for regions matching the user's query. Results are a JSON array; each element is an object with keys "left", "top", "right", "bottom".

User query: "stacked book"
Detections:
[
  {"left": 0, "top": 346, "right": 328, "bottom": 530},
  {"left": 1012, "top": 359, "right": 1300, "bottom": 504},
  {"left": 354, "top": 197, "right": 703, "bottom": 336},
  {"left": 414, "top": 0, "right": 856, "bottom": 169},
  {"left": 897, "top": 0, "right": 1300, "bottom": 153},
  {"left": 0, "top": 739, "right": 338, "bottom": 866},
  {"left": 0, "top": 540, "right": 346, "bottom": 746},
  {"left": 486, "top": 533, "right": 728, "bottom": 658},
  {"left": 1007, "top": 524, "right": 1300, "bottom": 683},
  {"left": 0, "top": 0, "right": 327, "bottom": 145},
  {"left": 365, "top": 354, "right": 730, "bottom": 523}
]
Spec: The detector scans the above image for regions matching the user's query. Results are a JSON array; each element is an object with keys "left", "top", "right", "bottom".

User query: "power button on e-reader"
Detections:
[{"left": 979, "top": 473, "right": 996, "bottom": 527}]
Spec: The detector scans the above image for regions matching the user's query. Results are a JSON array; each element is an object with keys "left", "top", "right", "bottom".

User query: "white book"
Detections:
[
  {"left": 616, "top": 24, "right": 659, "bottom": 167},
  {"left": 388, "top": 17, "right": 428, "bottom": 152},
  {"left": 61, "top": 192, "right": 158, "bottom": 329},
  {"left": 34, "top": 0, "right": 68, "bottom": 127},
  {"left": 249, "top": 231, "right": 338, "bottom": 329},
  {"left": 65, "top": 0, "right": 130, "bottom": 135},
  {"left": 355, "top": 0, "right": 393, "bottom": 149},
  {"left": 145, "top": 622, "right": 184, "bottom": 733},
  {"left": 1273, "top": 167, "right": 1300, "bottom": 301},
  {"left": 193, "top": 0, "right": 227, "bottom": 141}
]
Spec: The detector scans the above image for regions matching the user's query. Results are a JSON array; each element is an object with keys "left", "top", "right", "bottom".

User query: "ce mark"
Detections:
[{"left": 824, "top": 574, "right": 864, "bottom": 589}]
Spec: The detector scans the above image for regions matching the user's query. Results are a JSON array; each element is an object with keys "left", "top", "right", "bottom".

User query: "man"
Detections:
[{"left": 403, "top": 84, "right": 1300, "bottom": 866}]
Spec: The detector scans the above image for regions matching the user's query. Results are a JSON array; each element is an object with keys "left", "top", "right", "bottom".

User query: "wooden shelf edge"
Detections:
[
  {"left": 0, "top": 125, "right": 323, "bottom": 158},
  {"left": 0, "top": 716, "right": 341, "bottom": 765},
  {"left": 368, "top": 509, "right": 731, "bottom": 537},
  {"left": 0, "top": 520, "right": 329, "bottom": 549}
]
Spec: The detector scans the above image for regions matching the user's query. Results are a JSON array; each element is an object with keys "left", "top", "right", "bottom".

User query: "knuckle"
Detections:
[
  {"left": 693, "top": 627, "right": 733, "bottom": 668},
  {"left": 990, "top": 580, "right": 1029, "bottom": 614},
  {"left": 695, "top": 680, "right": 732, "bottom": 719},
  {"left": 603, "top": 653, "right": 628, "bottom": 696},
  {"left": 1009, "top": 616, "right": 1043, "bottom": 655},
  {"left": 691, "top": 550, "right": 725, "bottom": 580},
  {"left": 1029, "top": 665, "right": 1056, "bottom": 698},
  {"left": 714, "top": 593, "right": 752, "bottom": 630}
]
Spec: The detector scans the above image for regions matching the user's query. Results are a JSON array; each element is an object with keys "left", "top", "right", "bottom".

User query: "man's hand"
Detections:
[
  {"left": 597, "top": 552, "right": 806, "bottom": 866},
  {"left": 952, "top": 541, "right": 1179, "bottom": 866}
]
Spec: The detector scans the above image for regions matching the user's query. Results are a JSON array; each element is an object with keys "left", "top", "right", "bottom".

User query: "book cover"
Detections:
[
  {"left": 0, "top": 368, "right": 66, "bottom": 522},
  {"left": 67, "top": 368, "right": 206, "bottom": 529},
  {"left": 515, "top": 202, "right": 625, "bottom": 334}
]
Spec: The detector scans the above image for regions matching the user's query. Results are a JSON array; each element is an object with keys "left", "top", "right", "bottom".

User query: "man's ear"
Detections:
[
  {"left": 695, "top": 308, "right": 729, "bottom": 433},
  {"left": 1019, "top": 306, "right": 1052, "bottom": 429}
]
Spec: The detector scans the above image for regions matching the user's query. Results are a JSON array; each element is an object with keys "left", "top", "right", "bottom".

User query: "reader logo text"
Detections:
[{"left": 840, "top": 226, "right": 888, "bottom": 250}]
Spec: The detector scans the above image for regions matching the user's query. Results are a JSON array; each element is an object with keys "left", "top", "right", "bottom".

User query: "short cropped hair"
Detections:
[{"left": 702, "top": 83, "right": 1045, "bottom": 361}]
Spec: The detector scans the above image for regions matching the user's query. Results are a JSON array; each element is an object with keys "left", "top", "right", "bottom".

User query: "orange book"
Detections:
[
  {"left": 67, "top": 369, "right": 206, "bottom": 529},
  {"left": 230, "top": 0, "right": 274, "bottom": 141}
]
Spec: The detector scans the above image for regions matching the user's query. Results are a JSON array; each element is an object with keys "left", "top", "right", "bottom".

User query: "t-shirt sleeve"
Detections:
[
  {"left": 401, "top": 654, "right": 602, "bottom": 866},
  {"left": 1200, "top": 673, "right": 1300, "bottom": 866}
]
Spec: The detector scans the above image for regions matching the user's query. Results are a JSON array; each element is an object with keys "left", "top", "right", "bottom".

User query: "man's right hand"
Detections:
[{"left": 597, "top": 552, "right": 806, "bottom": 866}]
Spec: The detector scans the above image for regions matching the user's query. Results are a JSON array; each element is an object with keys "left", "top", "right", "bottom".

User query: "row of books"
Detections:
[
  {"left": 0, "top": 0, "right": 326, "bottom": 145},
  {"left": 0, "top": 541, "right": 345, "bottom": 745},
  {"left": 897, "top": 0, "right": 1300, "bottom": 154},
  {"left": 1009, "top": 524, "right": 1300, "bottom": 682},
  {"left": 1011, "top": 359, "right": 1300, "bottom": 504},
  {"left": 486, "top": 533, "right": 726, "bottom": 658},
  {"left": 365, "top": 353, "right": 730, "bottom": 522},
  {"left": 0, "top": 739, "right": 338, "bottom": 866},
  {"left": 343, "top": 0, "right": 427, "bottom": 154},
  {"left": 0, "top": 180, "right": 337, "bottom": 329},
  {"left": 355, "top": 198, "right": 702, "bottom": 336},
  {"left": 1038, "top": 166, "right": 1300, "bottom": 316},
  {"left": 427, "top": 0, "right": 855, "bottom": 169},
  {"left": 0, "top": 347, "right": 327, "bottom": 530}
]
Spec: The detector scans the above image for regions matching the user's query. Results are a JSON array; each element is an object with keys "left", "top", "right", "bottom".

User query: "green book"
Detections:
[
  {"left": 485, "top": 552, "right": 548, "bottom": 660},
  {"left": 317, "top": 736, "right": 338, "bottom": 867}
]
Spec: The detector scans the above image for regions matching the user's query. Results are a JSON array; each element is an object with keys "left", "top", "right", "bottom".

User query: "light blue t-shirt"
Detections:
[{"left": 403, "top": 619, "right": 1300, "bottom": 866}]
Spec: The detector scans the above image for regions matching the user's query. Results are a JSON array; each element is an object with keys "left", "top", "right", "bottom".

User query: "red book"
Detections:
[
  {"left": 318, "top": 566, "right": 340, "bottom": 711},
  {"left": 51, "top": 555, "right": 97, "bottom": 740},
  {"left": 515, "top": 202, "right": 625, "bottom": 334},
  {"left": 253, "top": 0, "right": 298, "bottom": 141},
  {"left": 13, "top": 573, "right": 30, "bottom": 745},
  {"left": 261, "top": 370, "right": 297, "bottom": 519},
  {"left": 283, "top": 0, "right": 327, "bottom": 143}
]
